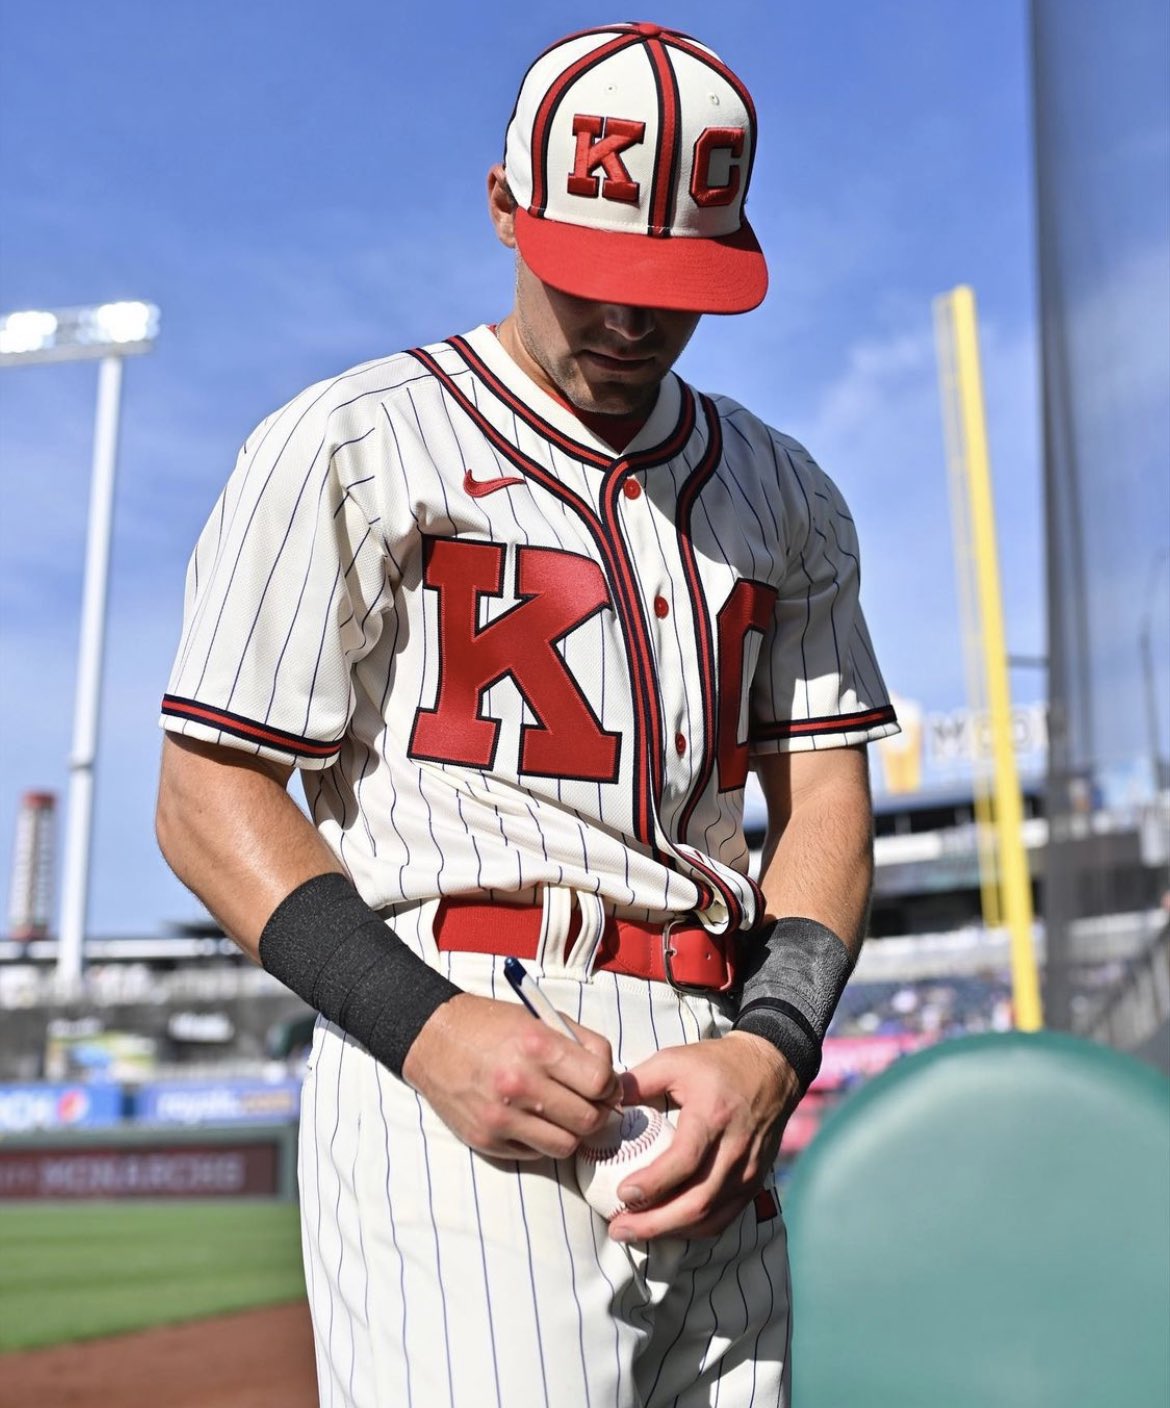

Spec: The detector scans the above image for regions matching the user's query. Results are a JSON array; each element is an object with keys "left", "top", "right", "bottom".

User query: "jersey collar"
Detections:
[{"left": 459, "top": 323, "right": 685, "bottom": 464}]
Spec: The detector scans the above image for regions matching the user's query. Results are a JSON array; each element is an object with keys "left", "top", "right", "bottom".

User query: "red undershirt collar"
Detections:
[{"left": 545, "top": 395, "right": 651, "bottom": 454}]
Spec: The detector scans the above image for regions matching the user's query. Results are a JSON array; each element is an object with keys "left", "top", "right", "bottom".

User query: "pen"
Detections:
[
  {"left": 503, "top": 956, "right": 580, "bottom": 1043},
  {"left": 504, "top": 957, "right": 625, "bottom": 1112}
]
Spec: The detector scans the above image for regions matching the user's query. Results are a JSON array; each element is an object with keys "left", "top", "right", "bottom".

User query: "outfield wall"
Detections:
[{"left": 0, "top": 1122, "right": 299, "bottom": 1201}]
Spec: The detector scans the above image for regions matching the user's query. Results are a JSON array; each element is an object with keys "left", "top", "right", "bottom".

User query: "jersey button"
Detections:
[
  {"left": 675, "top": 732, "right": 687, "bottom": 755},
  {"left": 622, "top": 479, "right": 642, "bottom": 500},
  {"left": 654, "top": 595, "right": 669, "bottom": 618}
]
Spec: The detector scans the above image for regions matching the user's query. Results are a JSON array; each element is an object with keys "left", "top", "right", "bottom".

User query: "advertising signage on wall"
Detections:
[
  {"left": 742, "top": 698, "right": 1049, "bottom": 826},
  {"left": 0, "top": 1142, "right": 280, "bottom": 1199},
  {"left": 135, "top": 1080, "right": 302, "bottom": 1126},
  {"left": 0, "top": 1083, "right": 123, "bottom": 1135},
  {"left": 874, "top": 698, "right": 1048, "bottom": 797}
]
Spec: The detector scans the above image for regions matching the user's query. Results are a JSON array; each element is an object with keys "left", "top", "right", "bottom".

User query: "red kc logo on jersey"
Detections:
[
  {"left": 716, "top": 578, "right": 778, "bottom": 790},
  {"left": 409, "top": 539, "right": 621, "bottom": 781},
  {"left": 690, "top": 126, "right": 745, "bottom": 208},
  {"left": 567, "top": 114, "right": 646, "bottom": 203}
]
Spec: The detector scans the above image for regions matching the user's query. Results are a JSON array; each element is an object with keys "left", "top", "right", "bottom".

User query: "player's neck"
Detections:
[{"left": 492, "top": 319, "right": 654, "bottom": 453}]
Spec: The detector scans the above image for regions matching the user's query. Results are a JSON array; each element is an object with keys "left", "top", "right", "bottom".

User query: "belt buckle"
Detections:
[{"left": 662, "top": 916, "right": 718, "bottom": 996}]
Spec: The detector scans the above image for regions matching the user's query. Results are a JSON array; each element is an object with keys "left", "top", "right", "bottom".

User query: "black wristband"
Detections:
[
  {"left": 258, "top": 873, "right": 461, "bottom": 1078},
  {"left": 732, "top": 916, "right": 854, "bottom": 1090}
]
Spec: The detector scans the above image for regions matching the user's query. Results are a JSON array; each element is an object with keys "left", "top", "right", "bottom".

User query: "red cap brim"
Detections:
[{"left": 514, "top": 209, "right": 768, "bottom": 314}]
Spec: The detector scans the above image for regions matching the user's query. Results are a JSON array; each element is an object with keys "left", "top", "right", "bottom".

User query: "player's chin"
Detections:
[{"left": 573, "top": 375, "right": 658, "bottom": 417}]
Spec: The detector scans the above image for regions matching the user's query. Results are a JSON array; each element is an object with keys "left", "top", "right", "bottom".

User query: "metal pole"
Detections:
[
  {"left": 1139, "top": 550, "right": 1168, "bottom": 788},
  {"left": 57, "top": 354, "right": 123, "bottom": 987},
  {"left": 1140, "top": 627, "right": 1160, "bottom": 782}
]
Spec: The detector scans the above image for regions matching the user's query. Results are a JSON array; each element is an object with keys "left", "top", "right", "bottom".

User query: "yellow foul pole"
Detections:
[
  {"left": 935, "top": 298, "right": 1003, "bottom": 931},
  {"left": 933, "top": 285, "right": 1044, "bottom": 1030}
]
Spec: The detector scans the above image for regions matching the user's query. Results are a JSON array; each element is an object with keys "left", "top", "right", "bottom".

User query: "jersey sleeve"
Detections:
[
  {"left": 160, "top": 384, "right": 392, "bottom": 769},
  {"left": 749, "top": 437, "right": 899, "bottom": 754}
]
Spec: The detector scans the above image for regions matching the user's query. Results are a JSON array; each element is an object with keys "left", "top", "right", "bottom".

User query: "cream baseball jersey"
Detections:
[{"left": 161, "top": 324, "right": 897, "bottom": 931}]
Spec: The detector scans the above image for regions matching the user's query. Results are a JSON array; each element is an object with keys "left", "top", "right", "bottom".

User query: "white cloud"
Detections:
[{"left": 776, "top": 309, "right": 1043, "bottom": 717}]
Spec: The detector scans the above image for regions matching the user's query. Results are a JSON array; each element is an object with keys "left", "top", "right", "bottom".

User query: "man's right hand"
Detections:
[{"left": 401, "top": 992, "right": 621, "bottom": 1160}]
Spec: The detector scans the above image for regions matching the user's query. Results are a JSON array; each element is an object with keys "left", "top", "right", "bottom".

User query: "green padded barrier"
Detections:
[{"left": 785, "top": 1032, "right": 1170, "bottom": 1408}]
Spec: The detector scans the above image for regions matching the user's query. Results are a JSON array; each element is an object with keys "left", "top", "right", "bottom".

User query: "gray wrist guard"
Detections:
[
  {"left": 259, "top": 873, "right": 461, "bottom": 1078},
  {"left": 732, "top": 916, "right": 854, "bottom": 1090}
]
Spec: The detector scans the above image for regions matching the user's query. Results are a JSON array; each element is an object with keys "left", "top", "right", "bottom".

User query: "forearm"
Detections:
[
  {"left": 157, "top": 733, "right": 462, "bottom": 1076},
  {"left": 757, "top": 763, "right": 874, "bottom": 959},
  {"left": 734, "top": 745, "right": 874, "bottom": 1087},
  {"left": 155, "top": 733, "right": 343, "bottom": 958}
]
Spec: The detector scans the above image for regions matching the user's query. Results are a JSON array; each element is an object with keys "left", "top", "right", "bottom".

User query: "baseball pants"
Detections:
[{"left": 298, "top": 892, "right": 792, "bottom": 1408}]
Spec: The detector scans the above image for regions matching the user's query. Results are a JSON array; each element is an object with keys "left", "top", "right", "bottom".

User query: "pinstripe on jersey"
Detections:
[{"left": 162, "top": 323, "right": 896, "bottom": 936}]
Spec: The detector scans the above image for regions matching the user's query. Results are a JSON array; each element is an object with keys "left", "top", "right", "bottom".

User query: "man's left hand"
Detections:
[{"left": 608, "top": 1031, "right": 802, "bottom": 1242}]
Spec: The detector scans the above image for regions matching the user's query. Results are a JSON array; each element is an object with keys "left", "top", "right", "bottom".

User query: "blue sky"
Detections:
[{"left": 0, "top": 0, "right": 1045, "bottom": 934}]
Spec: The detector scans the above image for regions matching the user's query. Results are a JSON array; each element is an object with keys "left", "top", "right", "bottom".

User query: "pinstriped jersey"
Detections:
[{"left": 161, "top": 324, "right": 898, "bottom": 934}]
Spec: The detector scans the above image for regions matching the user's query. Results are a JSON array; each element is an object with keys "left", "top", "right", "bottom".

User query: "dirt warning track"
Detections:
[{"left": 0, "top": 1301, "right": 317, "bottom": 1408}]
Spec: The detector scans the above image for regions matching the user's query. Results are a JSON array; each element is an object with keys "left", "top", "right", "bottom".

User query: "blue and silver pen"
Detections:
[{"left": 503, "top": 956, "right": 579, "bottom": 1043}]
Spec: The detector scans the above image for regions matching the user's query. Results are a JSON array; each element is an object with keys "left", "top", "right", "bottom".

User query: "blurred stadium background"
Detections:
[{"left": 1, "top": 0, "right": 1166, "bottom": 1395}]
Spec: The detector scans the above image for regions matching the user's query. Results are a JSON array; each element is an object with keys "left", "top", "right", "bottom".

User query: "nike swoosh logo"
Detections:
[{"left": 463, "top": 468, "right": 525, "bottom": 498}]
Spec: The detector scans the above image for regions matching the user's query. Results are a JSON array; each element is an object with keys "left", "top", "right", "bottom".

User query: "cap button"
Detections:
[{"left": 632, "top": 22, "right": 664, "bottom": 37}]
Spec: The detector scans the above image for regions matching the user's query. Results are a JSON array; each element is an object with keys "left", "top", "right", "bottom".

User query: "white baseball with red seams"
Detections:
[{"left": 576, "top": 1104, "right": 676, "bottom": 1219}]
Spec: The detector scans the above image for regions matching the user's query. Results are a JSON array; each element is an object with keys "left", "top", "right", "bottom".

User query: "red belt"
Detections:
[{"left": 434, "top": 897, "right": 739, "bottom": 994}]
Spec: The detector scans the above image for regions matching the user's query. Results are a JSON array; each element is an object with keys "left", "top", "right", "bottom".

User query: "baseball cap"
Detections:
[{"left": 503, "top": 21, "right": 767, "bottom": 314}]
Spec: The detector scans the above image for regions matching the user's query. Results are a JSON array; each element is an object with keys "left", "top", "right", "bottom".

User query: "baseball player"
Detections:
[{"left": 156, "top": 21, "right": 897, "bottom": 1408}]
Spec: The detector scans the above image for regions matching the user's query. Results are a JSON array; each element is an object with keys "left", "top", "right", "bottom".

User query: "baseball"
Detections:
[{"left": 575, "top": 1105, "right": 675, "bottom": 1221}]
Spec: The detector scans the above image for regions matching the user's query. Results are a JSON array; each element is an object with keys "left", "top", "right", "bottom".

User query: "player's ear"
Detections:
[{"left": 487, "top": 164, "right": 518, "bottom": 249}]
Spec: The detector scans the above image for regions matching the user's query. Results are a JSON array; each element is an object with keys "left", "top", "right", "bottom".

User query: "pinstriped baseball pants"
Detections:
[{"left": 297, "top": 895, "right": 791, "bottom": 1408}]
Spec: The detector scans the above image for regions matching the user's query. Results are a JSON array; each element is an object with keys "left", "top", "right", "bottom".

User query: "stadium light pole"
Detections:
[
  {"left": 0, "top": 302, "right": 160, "bottom": 987},
  {"left": 1139, "top": 549, "right": 1169, "bottom": 790}
]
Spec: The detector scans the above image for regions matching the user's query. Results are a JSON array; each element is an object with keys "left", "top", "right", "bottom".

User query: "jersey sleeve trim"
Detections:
[
  {"left": 754, "top": 703, "right": 898, "bottom": 742},
  {"left": 160, "top": 694, "right": 343, "bottom": 761}
]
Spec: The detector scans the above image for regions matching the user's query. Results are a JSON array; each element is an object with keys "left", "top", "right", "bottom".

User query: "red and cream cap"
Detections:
[{"left": 503, "top": 22, "right": 767, "bottom": 314}]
